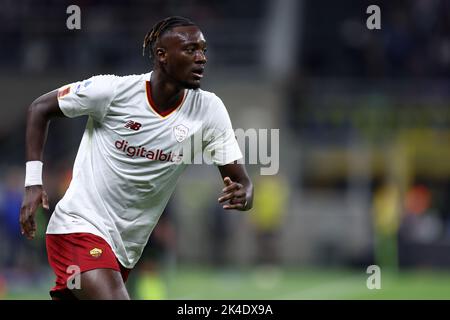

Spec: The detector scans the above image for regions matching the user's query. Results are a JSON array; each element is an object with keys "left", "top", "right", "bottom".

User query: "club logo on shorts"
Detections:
[
  {"left": 173, "top": 124, "right": 189, "bottom": 142},
  {"left": 89, "top": 248, "right": 103, "bottom": 258}
]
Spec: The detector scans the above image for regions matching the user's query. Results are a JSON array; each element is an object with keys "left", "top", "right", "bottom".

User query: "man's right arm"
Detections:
[
  {"left": 20, "top": 90, "right": 66, "bottom": 239},
  {"left": 26, "top": 90, "right": 65, "bottom": 160}
]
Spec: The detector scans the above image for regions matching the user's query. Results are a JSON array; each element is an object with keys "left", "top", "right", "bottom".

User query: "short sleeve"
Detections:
[
  {"left": 57, "top": 75, "right": 117, "bottom": 121},
  {"left": 203, "top": 94, "right": 243, "bottom": 165}
]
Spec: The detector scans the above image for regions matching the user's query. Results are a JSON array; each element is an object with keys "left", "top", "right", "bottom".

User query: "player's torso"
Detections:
[{"left": 91, "top": 74, "right": 206, "bottom": 183}]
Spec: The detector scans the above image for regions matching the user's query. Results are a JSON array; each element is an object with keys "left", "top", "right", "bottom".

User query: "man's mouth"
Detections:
[{"left": 192, "top": 68, "right": 204, "bottom": 79}]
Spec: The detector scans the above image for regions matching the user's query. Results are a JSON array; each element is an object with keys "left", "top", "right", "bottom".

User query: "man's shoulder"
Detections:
[
  {"left": 92, "top": 72, "right": 148, "bottom": 81},
  {"left": 80, "top": 73, "right": 147, "bottom": 87},
  {"left": 190, "top": 88, "right": 222, "bottom": 105},
  {"left": 112, "top": 73, "right": 149, "bottom": 84},
  {"left": 104, "top": 73, "right": 149, "bottom": 95}
]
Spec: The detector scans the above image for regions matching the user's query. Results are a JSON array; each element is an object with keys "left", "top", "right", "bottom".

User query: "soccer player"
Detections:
[{"left": 20, "top": 16, "right": 253, "bottom": 300}]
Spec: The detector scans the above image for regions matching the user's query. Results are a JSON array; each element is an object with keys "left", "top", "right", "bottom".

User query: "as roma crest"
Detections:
[{"left": 173, "top": 124, "right": 189, "bottom": 142}]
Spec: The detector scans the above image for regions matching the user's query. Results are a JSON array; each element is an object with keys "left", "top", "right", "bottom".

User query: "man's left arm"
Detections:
[{"left": 217, "top": 163, "right": 253, "bottom": 211}]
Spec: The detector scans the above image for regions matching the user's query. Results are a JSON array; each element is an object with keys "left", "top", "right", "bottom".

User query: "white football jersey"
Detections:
[{"left": 46, "top": 72, "right": 243, "bottom": 268}]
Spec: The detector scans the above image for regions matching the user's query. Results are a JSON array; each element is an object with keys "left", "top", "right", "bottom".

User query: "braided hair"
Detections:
[{"left": 142, "top": 16, "right": 196, "bottom": 62}]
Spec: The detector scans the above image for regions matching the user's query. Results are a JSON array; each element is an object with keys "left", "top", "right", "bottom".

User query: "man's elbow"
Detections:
[{"left": 27, "top": 99, "right": 49, "bottom": 123}]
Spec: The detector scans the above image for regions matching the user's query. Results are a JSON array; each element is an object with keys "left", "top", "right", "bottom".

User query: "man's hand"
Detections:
[
  {"left": 218, "top": 177, "right": 249, "bottom": 211},
  {"left": 20, "top": 185, "right": 49, "bottom": 239}
]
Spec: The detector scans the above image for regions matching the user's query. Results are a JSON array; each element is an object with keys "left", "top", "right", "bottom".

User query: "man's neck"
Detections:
[{"left": 149, "top": 70, "right": 185, "bottom": 112}]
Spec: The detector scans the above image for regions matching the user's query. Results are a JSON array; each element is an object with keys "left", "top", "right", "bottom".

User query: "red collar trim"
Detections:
[{"left": 145, "top": 81, "right": 185, "bottom": 118}]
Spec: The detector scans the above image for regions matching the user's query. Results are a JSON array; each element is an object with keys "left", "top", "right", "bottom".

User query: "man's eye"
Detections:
[{"left": 186, "top": 48, "right": 195, "bottom": 53}]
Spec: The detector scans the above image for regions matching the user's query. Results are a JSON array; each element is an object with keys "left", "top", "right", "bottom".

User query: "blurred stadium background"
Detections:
[{"left": 1, "top": 0, "right": 450, "bottom": 299}]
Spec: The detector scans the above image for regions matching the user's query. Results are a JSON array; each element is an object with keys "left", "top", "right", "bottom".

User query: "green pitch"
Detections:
[
  {"left": 159, "top": 266, "right": 450, "bottom": 300},
  {"left": 3, "top": 266, "right": 450, "bottom": 300}
]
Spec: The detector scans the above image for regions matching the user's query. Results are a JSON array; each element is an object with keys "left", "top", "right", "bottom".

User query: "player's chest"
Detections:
[{"left": 103, "top": 104, "right": 203, "bottom": 151}]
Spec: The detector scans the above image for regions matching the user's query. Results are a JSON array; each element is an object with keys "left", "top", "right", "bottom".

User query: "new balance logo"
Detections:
[{"left": 125, "top": 120, "right": 142, "bottom": 131}]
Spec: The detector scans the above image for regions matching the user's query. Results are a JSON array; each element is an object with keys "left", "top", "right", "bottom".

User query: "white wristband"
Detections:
[{"left": 25, "top": 161, "right": 43, "bottom": 187}]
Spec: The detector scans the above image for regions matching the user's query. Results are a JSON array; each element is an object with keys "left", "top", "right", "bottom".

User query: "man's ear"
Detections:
[{"left": 155, "top": 47, "right": 167, "bottom": 64}]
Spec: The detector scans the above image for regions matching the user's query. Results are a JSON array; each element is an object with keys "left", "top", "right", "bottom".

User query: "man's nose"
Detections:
[{"left": 195, "top": 51, "right": 207, "bottom": 64}]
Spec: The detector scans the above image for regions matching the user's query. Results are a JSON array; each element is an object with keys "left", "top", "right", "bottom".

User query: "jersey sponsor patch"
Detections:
[
  {"left": 173, "top": 124, "right": 189, "bottom": 142},
  {"left": 114, "top": 139, "right": 183, "bottom": 163},
  {"left": 75, "top": 80, "right": 92, "bottom": 94},
  {"left": 57, "top": 86, "right": 71, "bottom": 99}
]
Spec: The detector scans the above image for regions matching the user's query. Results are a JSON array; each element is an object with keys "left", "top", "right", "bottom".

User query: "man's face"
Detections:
[{"left": 157, "top": 26, "right": 207, "bottom": 89}]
